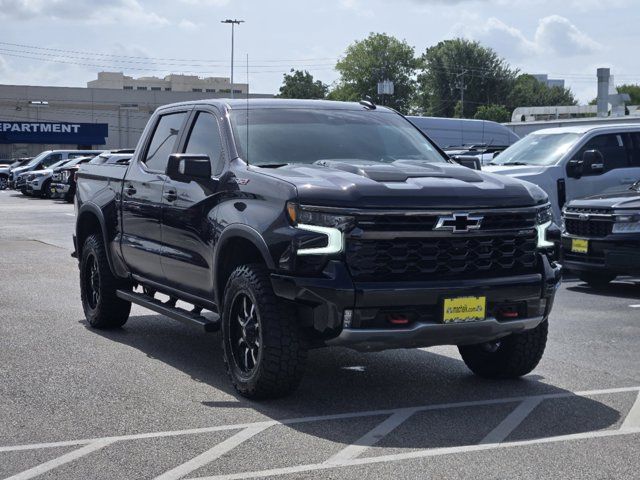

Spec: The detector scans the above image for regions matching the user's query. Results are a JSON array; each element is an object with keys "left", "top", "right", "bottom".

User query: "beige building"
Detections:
[{"left": 87, "top": 72, "right": 248, "bottom": 95}]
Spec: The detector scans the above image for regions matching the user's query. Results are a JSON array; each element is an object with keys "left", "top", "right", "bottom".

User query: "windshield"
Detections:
[
  {"left": 46, "top": 159, "right": 70, "bottom": 170},
  {"left": 492, "top": 132, "right": 580, "bottom": 166},
  {"left": 229, "top": 108, "right": 447, "bottom": 166},
  {"left": 26, "top": 151, "right": 50, "bottom": 167}
]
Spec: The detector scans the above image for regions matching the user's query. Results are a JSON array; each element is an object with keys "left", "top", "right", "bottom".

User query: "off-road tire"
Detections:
[
  {"left": 80, "top": 234, "right": 131, "bottom": 329},
  {"left": 579, "top": 271, "right": 616, "bottom": 288},
  {"left": 222, "top": 264, "right": 307, "bottom": 399},
  {"left": 458, "top": 320, "right": 548, "bottom": 379}
]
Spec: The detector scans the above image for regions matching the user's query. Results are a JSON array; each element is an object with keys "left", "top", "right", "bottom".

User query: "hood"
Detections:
[
  {"left": 0, "top": 166, "right": 10, "bottom": 174},
  {"left": 483, "top": 164, "right": 549, "bottom": 177},
  {"left": 568, "top": 188, "right": 640, "bottom": 210},
  {"left": 11, "top": 165, "right": 32, "bottom": 175},
  {"left": 256, "top": 160, "right": 546, "bottom": 209}
]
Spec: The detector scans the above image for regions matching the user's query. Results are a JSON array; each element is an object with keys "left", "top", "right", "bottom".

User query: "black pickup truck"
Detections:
[
  {"left": 561, "top": 179, "right": 640, "bottom": 286},
  {"left": 74, "top": 99, "right": 561, "bottom": 398}
]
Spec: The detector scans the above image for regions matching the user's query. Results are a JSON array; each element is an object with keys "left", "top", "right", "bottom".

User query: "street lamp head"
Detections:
[{"left": 221, "top": 19, "right": 245, "bottom": 24}]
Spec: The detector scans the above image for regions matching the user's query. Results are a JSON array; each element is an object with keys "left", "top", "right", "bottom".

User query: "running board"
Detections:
[{"left": 116, "top": 289, "right": 220, "bottom": 332}]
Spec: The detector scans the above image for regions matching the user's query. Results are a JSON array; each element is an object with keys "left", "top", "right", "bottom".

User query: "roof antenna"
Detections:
[
  {"left": 359, "top": 95, "right": 376, "bottom": 110},
  {"left": 246, "top": 52, "right": 250, "bottom": 166}
]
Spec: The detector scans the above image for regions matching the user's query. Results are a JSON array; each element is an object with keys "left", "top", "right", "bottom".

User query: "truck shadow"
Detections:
[
  {"left": 565, "top": 278, "right": 640, "bottom": 299},
  {"left": 84, "top": 314, "right": 626, "bottom": 451}
]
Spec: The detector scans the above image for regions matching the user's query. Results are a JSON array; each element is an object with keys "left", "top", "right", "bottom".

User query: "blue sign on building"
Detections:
[{"left": 0, "top": 121, "right": 108, "bottom": 144}]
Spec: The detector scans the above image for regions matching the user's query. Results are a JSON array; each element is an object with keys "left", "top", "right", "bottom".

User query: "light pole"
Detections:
[{"left": 221, "top": 19, "right": 244, "bottom": 99}]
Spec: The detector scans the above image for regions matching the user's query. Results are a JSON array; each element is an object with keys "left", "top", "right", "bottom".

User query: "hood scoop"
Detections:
[{"left": 314, "top": 159, "right": 482, "bottom": 183}]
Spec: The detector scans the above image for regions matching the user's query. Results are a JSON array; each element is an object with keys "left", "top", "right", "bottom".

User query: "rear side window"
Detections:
[
  {"left": 143, "top": 112, "right": 188, "bottom": 172},
  {"left": 628, "top": 132, "right": 640, "bottom": 167},
  {"left": 41, "top": 153, "right": 62, "bottom": 167},
  {"left": 183, "top": 111, "right": 224, "bottom": 174}
]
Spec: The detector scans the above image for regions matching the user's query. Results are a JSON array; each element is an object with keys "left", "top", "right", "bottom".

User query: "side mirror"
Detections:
[
  {"left": 166, "top": 154, "right": 211, "bottom": 180},
  {"left": 566, "top": 159, "right": 583, "bottom": 179},
  {"left": 451, "top": 155, "right": 481, "bottom": 170},
  {"left": 582, "top": 149, "right": 605, "bottom": 174}
]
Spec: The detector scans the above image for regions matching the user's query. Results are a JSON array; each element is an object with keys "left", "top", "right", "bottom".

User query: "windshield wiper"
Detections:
[{"left": 502, "top": 161, "right": 529, "bottom": 166}]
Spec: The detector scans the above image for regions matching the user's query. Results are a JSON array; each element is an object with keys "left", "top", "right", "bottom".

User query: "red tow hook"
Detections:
[
  {"left": 499, "top": 309, "right": 519, "bottom": 319},
  {"left": 388, "top": 314, "right": 410, "bottom": 325}
]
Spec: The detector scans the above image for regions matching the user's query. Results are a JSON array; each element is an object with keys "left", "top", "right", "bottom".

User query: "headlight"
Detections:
[
  {"left": 62, "top": 171, "right": 70, "bottom": 182},
  {"left": 612, "top": 211, "right": 640, "bottom": 233},
  {"left": 535, "top": 204, "right": 554, "bottom": 248},
  {"left": 286, "top": 203, "right": 354, "bottom": 255}
]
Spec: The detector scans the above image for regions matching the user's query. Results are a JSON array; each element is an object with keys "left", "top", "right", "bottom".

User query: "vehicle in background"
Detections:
[
  {"left": 24, "top": 158, "right": 79, "bottom": 198},
  {"left": 52, "top": 151, "right": 133, "bottom": 201},
  {"left": 8, "top": 150, "right": 104, "bottom": 192},
  {"left": 561, "top": 179, "right": 640, "bottom": 287},
  {"left": 0, "top": 158, "right": 32, "bottom": 190},
  {"left": 74, "top": 99, "right": 560, "bottom": 399},
  {"left": 485, "top": 124, "right": 640, "bottom": 221},
  {"left": 407, "top": 116, "right": 520, "bottom": 161}
]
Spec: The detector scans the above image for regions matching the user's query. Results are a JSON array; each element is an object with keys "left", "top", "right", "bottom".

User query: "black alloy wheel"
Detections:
[{"left": 229, "top": 293, "right": 262, "bottom": 375}]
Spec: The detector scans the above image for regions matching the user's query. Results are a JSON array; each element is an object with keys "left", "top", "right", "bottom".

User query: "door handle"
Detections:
[
  {"left": 163, "top": 189, "right": 178, "bottom": 202},
  {"left": 125, "top": 185, "right": 136, "bottom": 196}
]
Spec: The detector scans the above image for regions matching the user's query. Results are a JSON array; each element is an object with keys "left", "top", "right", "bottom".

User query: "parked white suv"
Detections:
[{"left": 485, "top": 124, "right": 640, "bottom": 221}]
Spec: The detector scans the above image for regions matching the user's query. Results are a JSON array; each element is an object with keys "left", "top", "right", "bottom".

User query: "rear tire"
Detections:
[
  {"left": 222, "top": 264, "right": 307, "bottom": 399},
  {"left": 0, "top": 176, "right": 7, "bottom": 190},
  {"left": 579, "top": 271, "right": 616, "bottom": 288},
  {"left": 458, "top": 320, "right": 548, "bottom": 379},
  {"left": 80, "top": 234, "right": 131, "bottom": 329}
]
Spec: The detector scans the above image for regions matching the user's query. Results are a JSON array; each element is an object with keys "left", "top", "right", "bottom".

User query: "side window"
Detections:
[
  {"left": 576, "top": 134, "right": 628, "bottom": 172},
  {"left": 41, "top": 153, "right": 62, "bottom": 167},
  {"left": 183, "top": 111, "right": 224, "bottom": 174},
  {"left": 628, "top": 133, "right": 640, "bottom": 167},
  {"left": 143, "top": 112, "right": 188, "bottom": 172}
]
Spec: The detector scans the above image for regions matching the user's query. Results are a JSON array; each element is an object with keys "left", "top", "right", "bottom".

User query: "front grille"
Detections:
[
  {"left": 565, "top": 218, "right": 612, "bottom": 237},
  {"left": 52, "top": 173, "right": 61, "bottom": 181},
  {"left": 355, "top": 211, "right": 536, "bottom": 233},
  {"left": 346, "top": 233, "right": 538, "bottom": 282}
]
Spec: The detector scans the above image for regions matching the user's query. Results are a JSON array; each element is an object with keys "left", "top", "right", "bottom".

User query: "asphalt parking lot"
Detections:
[{"left": 1, "top": 189, "right": 639, "bottom": 480}]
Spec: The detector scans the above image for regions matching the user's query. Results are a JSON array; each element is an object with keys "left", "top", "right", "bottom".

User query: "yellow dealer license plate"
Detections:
[
  {"left": 443, "top": 296, "right": 486, "bottom": 323},
  {"left": 571, "top": 238, "right": 589, "bottom": 254}
]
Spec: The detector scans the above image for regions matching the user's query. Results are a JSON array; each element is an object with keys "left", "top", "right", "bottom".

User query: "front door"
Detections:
[
  {"left": 565, "top": 132, "right": 632, "bottom": 202},
  {"left": 121, "top": 110, "right": 189, "bottom": 282},
  {"left": 161, "top": 108, "right": 226, "bottom": 298}
]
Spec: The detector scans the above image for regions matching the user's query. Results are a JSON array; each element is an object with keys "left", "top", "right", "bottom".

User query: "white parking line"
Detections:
[
  {"left": 1, "top": 386, "right": 638, "bottom": 454},
  {"left": 189, "top": 427, "right": 640, "bottom": 480},
  {"left": 324, "top": 408, "right": 417, "bottom": 465},
  {"left": 2, "top": 386, "right": 640, "bottom": 480},
  {"left": 621, "top": 390, "right": 640, "bottom": 431},
  {"left": 629, "top": 304, "right": 640, "bottom": 308},
  {"left": 154, "top": 424, "right": 274, "bottom": 480},
  {"left": 3, "top": 440, "right": 115, "bottom": 480},
  {"left": 479, "top": 397, "right": 541, "bottom": 444}
]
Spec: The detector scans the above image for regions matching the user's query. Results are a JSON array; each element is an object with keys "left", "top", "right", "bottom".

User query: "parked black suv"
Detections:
[
  {"left": 75, "top": 99, "right": 561, "bottom": 398},
  {"left": 561, "top": 180, "right": 640, "bottom": 286}
]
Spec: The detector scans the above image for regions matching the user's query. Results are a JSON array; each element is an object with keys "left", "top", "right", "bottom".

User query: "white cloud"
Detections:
[
  {"left": 178, "top": 19, "right": 198, "bottom": 30},
  {"left": 534, "top": 15, "right": 601, "bottom": 56},
  {"left": 459, "top": 15, "right": 601, "bottom": 59},
  {"left": 0, "top": 0, "right": 169, "bottom": 25}
]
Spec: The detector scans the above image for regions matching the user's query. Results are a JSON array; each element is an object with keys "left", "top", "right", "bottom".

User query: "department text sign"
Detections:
[{"left": 0, "top": 121, "right": 108, "bottom": 144}]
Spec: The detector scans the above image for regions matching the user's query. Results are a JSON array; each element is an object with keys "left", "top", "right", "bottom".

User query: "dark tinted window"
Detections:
[
  {"left": 628, "top": 132, "right": 640, "bottom": 167},
  {"left": 144, "top": 112, "right": 187, "bottom": 172},
  {"left": 577, "top": 134, "right": 628, "bottom": 172},
  {"left": 230, "top": 109, "right": 445, "bottom": 166},
  {"left": 184, "top": 112, "right": 224, "bottom": 174}
]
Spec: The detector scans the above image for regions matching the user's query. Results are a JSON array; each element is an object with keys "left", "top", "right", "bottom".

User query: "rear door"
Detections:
[
  {"left": 565, "top": 132, "right": 631, "bottom": 201},
  {"left": 160, "top": 107, "right": 227, "bottom": 298},
  {"left": 121, "top": 109, "right": 190, "bottom": 282}
]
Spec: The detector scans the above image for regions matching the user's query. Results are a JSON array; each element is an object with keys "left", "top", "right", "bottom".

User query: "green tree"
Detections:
[
  {"left": 278, "top": 69, "right": 328, "bottom": 99},
  {"left": 330, "top": 33, "right": 418, "bottom": 113},
  {"left": 473, "top": 104, "right": 511, "bottom": 123},
  {"left": 507, "top": 74, "right": 576, "bottom": 112},
  {"left": 417, "top": 38, "right": 515, "bottom": 118}
]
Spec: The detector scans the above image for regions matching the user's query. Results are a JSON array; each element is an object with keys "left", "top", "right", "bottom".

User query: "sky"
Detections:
[{"left": 0, "top": 0, "right": 638, "bottom": 103}]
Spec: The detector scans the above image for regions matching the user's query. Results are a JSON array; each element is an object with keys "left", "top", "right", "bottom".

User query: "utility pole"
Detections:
[
  {"left": 221, "top": 19, "right": 244, "bottom": 99},
  {"left": 456, "top": 69, "right": 468, "bottom": 118}
]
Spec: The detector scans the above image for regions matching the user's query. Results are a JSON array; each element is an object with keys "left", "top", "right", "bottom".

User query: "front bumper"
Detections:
[
  {"left": 271, "top": 254, "right": 561, "bottom": 351},
  {"left": 562, "top": 234, "right": 640, "bottom": 275}
]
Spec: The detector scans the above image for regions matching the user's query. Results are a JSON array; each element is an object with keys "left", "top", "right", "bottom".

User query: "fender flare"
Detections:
[
  {"left": 76, "top": 202, "right": 118, "bottom": 275},
  {"left": 213, "top": 224, "right": 275, "bottom": 303}
]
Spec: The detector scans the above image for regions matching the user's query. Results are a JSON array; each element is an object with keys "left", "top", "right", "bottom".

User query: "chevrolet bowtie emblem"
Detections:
[{"left": 434, "top": 213, "right": 483, "bottom": 233}]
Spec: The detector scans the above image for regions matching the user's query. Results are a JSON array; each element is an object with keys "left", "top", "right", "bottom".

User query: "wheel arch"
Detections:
[
  {"left": 76, "top": 203, "right": 117, "bottom": 276},
  {"left": 213, "top": 225, "right": 275, "bottom": 308}
]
